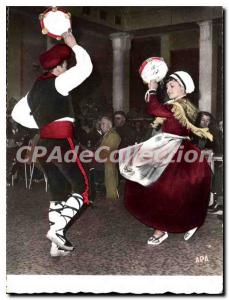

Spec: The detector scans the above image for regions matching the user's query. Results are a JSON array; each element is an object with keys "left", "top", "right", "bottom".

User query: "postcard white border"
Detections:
[
  {"left": 6, "top": 275, "right": 223, "bottom": 294},
  {"left": 2, "top": 0, "right": 227, "bottom": 297}
]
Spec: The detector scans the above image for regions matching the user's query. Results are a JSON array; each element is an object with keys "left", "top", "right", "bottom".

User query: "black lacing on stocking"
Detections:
[
  {"left": 61, "top": 196, "right": 82, "bottom": 222},
  {"left": 49, "top": 202, "right": 65, "bottom": 227}
]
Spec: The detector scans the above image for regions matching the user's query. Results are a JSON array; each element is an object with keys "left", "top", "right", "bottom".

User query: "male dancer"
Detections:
[{"left": 12, "top": 31, "right": 93, "bottom": 256}]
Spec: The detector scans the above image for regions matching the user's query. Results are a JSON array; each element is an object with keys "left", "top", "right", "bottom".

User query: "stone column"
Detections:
[
  {"left": 110, "top": 32, "right": 132, "bottom": 112},
  {"left": 198, "top": 20, "right": 217, "bottom": 115},
  {"left": 160, "top": 34, "right": 170, "bottom": 67}
]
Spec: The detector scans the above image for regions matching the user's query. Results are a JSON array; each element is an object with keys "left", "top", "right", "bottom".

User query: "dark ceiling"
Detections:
[{"left": 8, "top": 6, "right": 223, "bottom": 38}]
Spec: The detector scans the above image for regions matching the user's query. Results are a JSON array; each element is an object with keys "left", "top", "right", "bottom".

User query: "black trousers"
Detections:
[{"left": 38, "top": 138, "right": 85, "bottom": 202}]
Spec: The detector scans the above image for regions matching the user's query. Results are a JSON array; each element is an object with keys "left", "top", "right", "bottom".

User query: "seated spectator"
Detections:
[
  {"left": 74, "top": 119, "right": 91, "bottom": 150},
  {"left": 87, "top": 118, "right": 103, "bottom": 151},
  {"left": 192, "top": 111, "right": 223, "bottom": 155},
  {"left": 113, "top": 111, "right": 136, "bottom": 149},
  {"left": 134, "top": 120, "right": 147, "bottom": 144},
  {"left": 87, "top": 118, "right": 104, "bottom": 197},
  {"left": 219, "top": 120, "right": 223, "bottom": 136},
  {"left": 98, "top": 116, "right": 121, "bottom": 200},
  {"left": 192, "top": 111, "right": 223, "bottom": 215},
  {"left": 7, "top": 117, "right": 39, "bottom": 185},
  {"left": 217, "top": 119, "right": 223, "bottom": 222}
]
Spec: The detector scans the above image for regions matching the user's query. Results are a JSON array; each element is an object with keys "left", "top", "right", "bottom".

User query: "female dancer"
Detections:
[{"left": 120, "top": 71, "right": 212, "bottom": 245}]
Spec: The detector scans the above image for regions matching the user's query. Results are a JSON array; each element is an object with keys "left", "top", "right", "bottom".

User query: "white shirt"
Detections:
[{"left": 11, "top": 44, "right": 93, "bottom": 129}]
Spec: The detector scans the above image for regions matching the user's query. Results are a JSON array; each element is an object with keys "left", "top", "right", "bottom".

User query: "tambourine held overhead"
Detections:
[
  {"left": 139, "top": 57, "right": 168, "bottom": 84},
  {"left": 39, "top": 7, "right": 72, "bottom": 40}
]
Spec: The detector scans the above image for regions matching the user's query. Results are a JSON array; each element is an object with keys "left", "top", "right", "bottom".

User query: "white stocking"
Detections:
[{"left": 51, "top": 193, "right": 83, "bottom": 233}]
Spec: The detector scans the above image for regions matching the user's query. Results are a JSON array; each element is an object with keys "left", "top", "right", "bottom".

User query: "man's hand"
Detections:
[
  {"left": 148, "top": 80, "right": 158, "bottom": 91},
  {"left": 62, "top": 31, "right": 77, "bottom": 48}
]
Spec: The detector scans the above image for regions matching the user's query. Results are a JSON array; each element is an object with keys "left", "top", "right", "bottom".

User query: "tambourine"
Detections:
[
  {"left": 39, "top": 7, "right": 72, "bottom": 40},
  {"left": 139, "top": 57, "right": 168, "bottom": 83}
]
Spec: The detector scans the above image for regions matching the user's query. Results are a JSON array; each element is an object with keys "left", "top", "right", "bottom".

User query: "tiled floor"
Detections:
[{"left": 7, "top": 181, "right": 223, "bottom": 276}]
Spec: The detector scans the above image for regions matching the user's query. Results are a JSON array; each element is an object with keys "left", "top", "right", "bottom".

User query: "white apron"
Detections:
[{"left": 119, "top": 133, "right": 189, "bottom": 186}]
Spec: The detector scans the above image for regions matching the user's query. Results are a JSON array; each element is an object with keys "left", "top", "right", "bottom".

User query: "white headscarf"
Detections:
[{"left": 169, "top": 71, "right": 195, "bottom": 94}]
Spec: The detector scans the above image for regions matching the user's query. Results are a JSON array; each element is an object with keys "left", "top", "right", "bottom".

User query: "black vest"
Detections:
[{"left": 27, "top": 78, "right": 74, "bottom": 128}]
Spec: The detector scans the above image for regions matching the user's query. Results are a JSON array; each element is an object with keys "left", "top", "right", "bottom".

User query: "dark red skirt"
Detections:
[{"left": 124, "top": 140, "right": 212, "bottom": 233}]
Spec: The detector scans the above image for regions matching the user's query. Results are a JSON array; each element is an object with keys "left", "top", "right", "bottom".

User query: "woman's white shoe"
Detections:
[
  {"left": 50, "top": 242, "right": 71, "bottom": 257},
  {"left": 147, "top": 231, "right": 168, "bottom": 245},
  {"left": 184, "top": 227, "right": 198, "bottom": 241}
]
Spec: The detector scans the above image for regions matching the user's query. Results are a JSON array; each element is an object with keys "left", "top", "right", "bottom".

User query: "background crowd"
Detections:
[{"left": 7, "top": 95, "right": 223, "bottom": 217}]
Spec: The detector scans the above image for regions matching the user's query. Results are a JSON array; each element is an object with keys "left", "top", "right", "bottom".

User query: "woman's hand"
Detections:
[
  {"left": 62, "top": 30, "right": 77, "bottom": 48},
  {"left": 148, "top": 80, "right": 158, "bottom": 91}
]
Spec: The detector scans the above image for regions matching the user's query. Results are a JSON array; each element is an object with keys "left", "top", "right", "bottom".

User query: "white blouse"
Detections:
[{"left": 11, "top": 44, "right": 93, "bottom": 129}]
